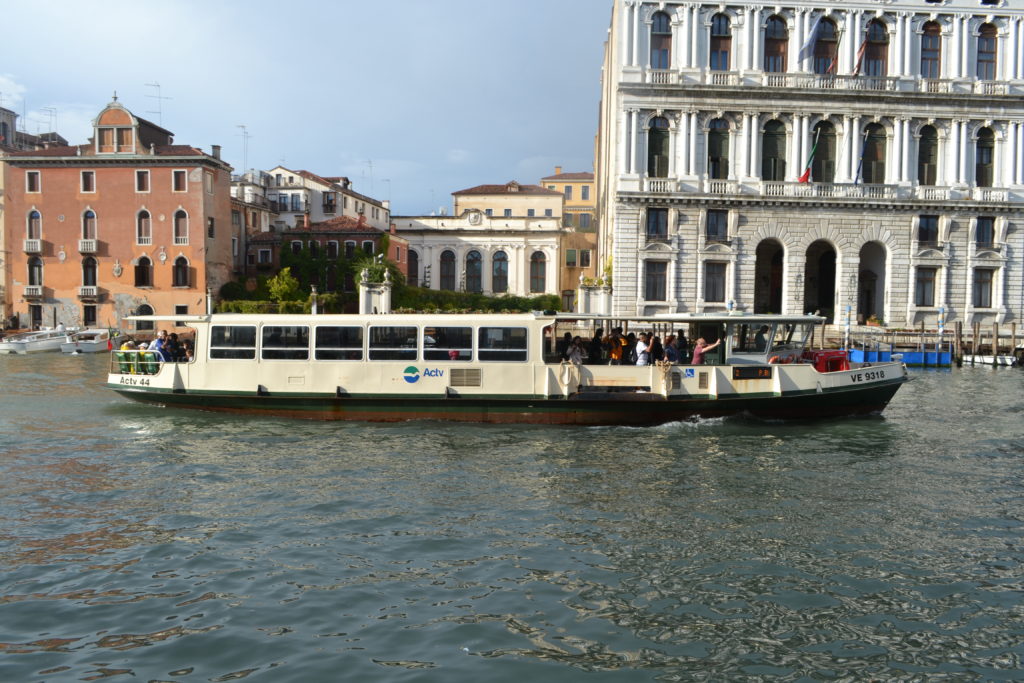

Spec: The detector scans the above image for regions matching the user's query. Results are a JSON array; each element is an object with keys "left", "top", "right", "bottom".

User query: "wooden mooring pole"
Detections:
[{"left": 955, "top": 321, "right": 963, "bottom": 367}]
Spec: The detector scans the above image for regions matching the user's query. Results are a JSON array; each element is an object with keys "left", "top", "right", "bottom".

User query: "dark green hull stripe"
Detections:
[{"left": 109, "top": 378, "right": 906, "bottom": 425}]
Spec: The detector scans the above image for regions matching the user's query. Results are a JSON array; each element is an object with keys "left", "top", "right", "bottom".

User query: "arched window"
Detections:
[
  {"left": 137, "top": 210, "right": 151, "bottom": 244},
  {"left": 811, "top": 121, "right": 837, "bottom": 182},
  {"left": 466, "top": 250, "right": 482, "bottom": 292},
  {"left": 82, "top": 257, "right": 97, "bottom": 287},
  {"left": 647, "top": 116, "right": 670, "bottom": 178},
  {"left": 135, "top": 256, "right": 153, "bottom": 287},
  {"left": 976, "top": 127, "right": 994, "bottom": 187},
  {"left": 82, "top": 210, "right": 97, "bottom": 240},
  {"left": 764, "top": 16, "right": 788, "bottom": 73},
  {"left": 813, "top": 19, "right": 838, "bottom": 74},
  {"left": 173, "top": 210, "right": 188, "bottom": 244},
  {"left": 28, "top": 256, "right": 43, "bottom": 286},
  {"left": 27, "top": 210, "right": 41, "bottom": 239},
  {"left": 650, "top": 11, "right": 672, "bottom": 69},
  {"left": 918, "top": 125, "right": 939, "bottom": 186},
  {"left": 863, "top": 20, "right": 888, "bottom": 76},
  {"left": 492, "top": 251, "right": 508, "bottom": 294},
  {"left": 977, "top": 23, "right": 997, "bottom": 80},
  {"left": 708, "top": 118, "right": 730, "bottom": 179},
  {"left": 135, "top": 304, "right": 154, "bottom": 332},
  {"left": 921, "top": 21, "right": 941, "bottom": 79},
  {"left": 529, "top": 251, "right": 546, "bottom": 293},
  {"left": 861, "top": 123, "right": 887, "bottom": 184},
  {"left": 408, "top": 250, "right": 419, "bottom": 287},
  {"left": 709, "top": 14, "right": 731, "bottom": 71},
  {"left": 173, "top": 256, "right": 190, "bottom": 287},
  {"left": 761, "top": 120, "right": 786, "bottom": 181},
  {"left": 439, "top": 250, "right": 456, "bottom": 291}
]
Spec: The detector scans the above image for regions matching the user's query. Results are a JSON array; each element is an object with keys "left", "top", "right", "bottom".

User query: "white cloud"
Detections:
[{"left": 0, "top": 73, "right": 27, "bottom": 111}]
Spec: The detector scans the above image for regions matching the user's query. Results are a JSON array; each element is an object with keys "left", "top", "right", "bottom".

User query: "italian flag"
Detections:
[{"left": 798, "top": 128, "right": 821, "bottom": 183}]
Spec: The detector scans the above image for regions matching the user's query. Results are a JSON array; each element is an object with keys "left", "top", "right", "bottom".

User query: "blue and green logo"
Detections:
[{"left": 403, "top": 366, "right": 420, "bottom": 384}]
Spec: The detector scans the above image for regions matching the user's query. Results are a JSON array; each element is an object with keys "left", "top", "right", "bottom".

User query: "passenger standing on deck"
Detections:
[
  {"left": 649, "top": 335, "right": 664, "bottom": 363},
  {"left": 567, "top": 336, "right": 588, "bottom": 365},
  {"left": 605, "top": 327, "right": 625, "bottom": 365},
  {"left": 664, "top": 335, "right": 680, "bottom": 363},
  {"left": 755, "top": 325, "right": 770, "bottom": 351},
  {"left": 691, "top": 337, "right": 721, "bottom": 365},
  {"left": 635, "top": 332, "right": 651, "bottom": 366},
  {"left": 676, "top": 329, "right": 690, "bottom": 363},
  {"left": 558, "top": 332, "right": 573, "bottom": 361},
  {"left": 588, "top": 329, "right": 604, "bottom": 365}
]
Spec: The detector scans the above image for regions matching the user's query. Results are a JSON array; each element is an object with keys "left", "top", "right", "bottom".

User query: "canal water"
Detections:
[{"left": 1, "top": 353, "right": 1021, "bottom": 682}]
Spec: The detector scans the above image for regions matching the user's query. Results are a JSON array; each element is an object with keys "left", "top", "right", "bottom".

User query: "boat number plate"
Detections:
[{"left": 850, "top": 369, "right": 886, "bottom": 382}]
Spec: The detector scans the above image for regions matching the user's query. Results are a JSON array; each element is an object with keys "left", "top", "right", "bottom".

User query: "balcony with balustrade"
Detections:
[
  {"left": 24, "top": 239, "right": 42, "bottom": 253},
  {"left": 633, "top": 69, "right": 1019, "bottom": 96},
  {"left": 78, "top": 239, "right": 97, "bottom": 253},
  {"left": 23, "top": 285, "right": 43, "bottom": 298},
  {"left": 625, "top": 175, "right": 1018, "bottom": 206},
  {"left": 78, "top": 286, "right": 99, "bottom": 299}
]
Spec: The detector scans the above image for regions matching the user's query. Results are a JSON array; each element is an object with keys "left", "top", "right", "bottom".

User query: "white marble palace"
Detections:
[{"left": 596, "top": 0, "right": 1024, "bottom": 326}]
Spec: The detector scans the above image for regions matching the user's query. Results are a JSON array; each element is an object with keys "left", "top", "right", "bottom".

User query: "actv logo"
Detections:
[{"left": 402, "top": 367, "right": 445, "bottom": 384}]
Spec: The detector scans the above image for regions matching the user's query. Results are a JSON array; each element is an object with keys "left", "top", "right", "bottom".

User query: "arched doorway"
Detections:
[
  {"left": 754, "top": 239, "right": 784, "bottom": 313},
  {"left": 858, "top": 242, "right": 886, "bottom": 323},
  {"left": 804, "top": 240, "right": 837, "bottom": 321}
]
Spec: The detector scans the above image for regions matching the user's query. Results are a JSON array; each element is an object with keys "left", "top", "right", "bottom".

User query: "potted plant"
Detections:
[{"left": 866, "top": 314, "right": 883, "bottom": 327}]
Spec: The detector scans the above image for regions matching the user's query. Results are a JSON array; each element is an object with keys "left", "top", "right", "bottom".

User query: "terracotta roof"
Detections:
[
  {"left": 4, "top": 143, "right": 209, "bottom": 158},
  {"left": 295, "top": 169, "right": 339, "bottom": 188},
  {"left": 453, "top": 181, "right": 561, "bottom": 196},
  {"left": 540, "top": 171, "right": 594, "bottom": 181},
  {"left": 249, "top": 216, "right": 385, "bottom": 243}
]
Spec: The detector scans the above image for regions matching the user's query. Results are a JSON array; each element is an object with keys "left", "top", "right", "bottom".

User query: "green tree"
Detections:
[{"left": 267, "top": 266, "right": 302, "bottom": 302}]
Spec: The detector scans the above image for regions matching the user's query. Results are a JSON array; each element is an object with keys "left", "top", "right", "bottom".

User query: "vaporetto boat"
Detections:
[{"left": 106, "top": 312, "right": 908, "bottom": 425}]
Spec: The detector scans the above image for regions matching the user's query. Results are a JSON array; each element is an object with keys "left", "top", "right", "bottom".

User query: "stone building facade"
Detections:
[
  {"left": 596, "top": 0, "right": 1024, "bottom": 325},
  {"left": 2, "top": 98, "right": 233, "bottom": 332}
]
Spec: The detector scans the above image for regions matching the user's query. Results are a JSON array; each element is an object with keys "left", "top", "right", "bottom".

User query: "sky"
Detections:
[{"left": 1, "top": 0, "right": 612, "bottom": 216}]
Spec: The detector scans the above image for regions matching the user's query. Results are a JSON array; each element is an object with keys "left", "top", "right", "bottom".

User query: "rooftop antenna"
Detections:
[
  {"left": 145, "top": 82, "right": 172, "bottom": 125},
  {"left": 366, "top": 159, "right": 374, "bottom": 195},
  {"left": 40, "top": 106, "right": 56, "bottom": 134},
  {"left": 236, "top": 124, "right": 251, "bottom": 171}
]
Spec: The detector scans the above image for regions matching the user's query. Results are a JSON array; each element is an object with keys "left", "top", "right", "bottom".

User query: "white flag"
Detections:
[{"left": 798, "top": 15, "right": 822, "bottom": 63}]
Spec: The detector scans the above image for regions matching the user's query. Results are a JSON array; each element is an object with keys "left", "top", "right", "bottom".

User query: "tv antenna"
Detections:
[
  {"left": 237, "top": 124, "right": 252, "bottom": 172},
  {"left": 40, "top": 106, "right": 57, "bottom": 134},
  {"left": 145, "top": 82, "right": 172, "bottom": 125}
]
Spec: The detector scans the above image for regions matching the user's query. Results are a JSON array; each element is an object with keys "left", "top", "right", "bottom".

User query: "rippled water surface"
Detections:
[{"left": 1, "top": 353, "right": 1022, "bottom": 682}]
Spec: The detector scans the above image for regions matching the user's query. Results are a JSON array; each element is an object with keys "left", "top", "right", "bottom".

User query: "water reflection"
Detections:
[{"left": 0, "top": 355, "right": 1021, "bottom": 680}]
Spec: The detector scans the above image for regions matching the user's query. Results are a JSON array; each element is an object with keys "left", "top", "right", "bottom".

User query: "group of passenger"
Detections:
[
  {"left": 120, "top": 329, "right": 194, "bottom": 363},
  {"left": 558, "top": 327, "right": 721, "bottom": 366}
]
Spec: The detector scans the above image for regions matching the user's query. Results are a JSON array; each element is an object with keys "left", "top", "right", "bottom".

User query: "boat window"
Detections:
[
  {"left": 478, "top": 326, "right": 528, "bottom": 362},
  {"left": 210, "top": 325, "right": 257, "bottom": 360},
  {"left": 423, "top": 326, "right": 473, "bottom": 361},
  {"left": 261, "top": 325, "right": 309, "bottom": 360},
  {"left": 731, "top": 324, "right": 773, "bottom": 353},
  {"left": 368, "top": 325, "right": 417, "bottom": 361},
  {"left": 315, "top": 326, "right": 363, "bottom": 360},
  {"left": 769, "top": 323, "right": 810, "bottom": 353}
]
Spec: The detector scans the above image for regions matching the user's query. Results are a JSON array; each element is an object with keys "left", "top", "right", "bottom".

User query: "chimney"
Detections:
[
  {"left": 555, "top": 165, "right": 562, "bottom": 175},
  {"left": 303, "top": 213, "right": 310, "bottom": 229},
  {"left": 212, "top": 144, "right": 221, "bottom": 159},
  {"left": 390, "top": 222, "right": 396, "bottom": 234}
]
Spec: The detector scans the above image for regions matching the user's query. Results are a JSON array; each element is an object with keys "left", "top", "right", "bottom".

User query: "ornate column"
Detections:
[
  {"left": 948, "top": 119, "right": 961, "bottom": 185},
  {"left": 892, "top": 118, "right": 903, "bottom": 183},
  {"left": 750, "top": 6, "right": 762, "bottom": 72},
  {"left": 631, "top": 0, "right": 641, "bottom": 68},
  {"left": 689, "top": 110, "right": 699, "bottom": 176},
  {"left": 958, "top": 120, "right": 969, "bottom": 184},
  {"left": 677, "top": 111, "right": 690, "bottom": 176},
  {"left": 901, "top": 118, "right": 912, "bottom": 183},
  {"left": 689, "top": 4, "right": 700, "bottom": 69}
]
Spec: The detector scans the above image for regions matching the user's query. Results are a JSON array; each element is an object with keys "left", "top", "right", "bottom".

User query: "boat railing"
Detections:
[{"left": 110, "top": 349, "right": 164, "bottom": 376}]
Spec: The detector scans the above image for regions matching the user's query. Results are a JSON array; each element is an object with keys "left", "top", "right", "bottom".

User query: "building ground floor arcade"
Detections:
[{"left": 609, "top": 199, "right": 1021, "bottom": 327}]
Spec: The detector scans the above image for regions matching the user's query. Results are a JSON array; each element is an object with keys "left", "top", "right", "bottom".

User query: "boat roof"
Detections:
[{"left": 127, "top": 312, "right": 826, "bottom": 325}]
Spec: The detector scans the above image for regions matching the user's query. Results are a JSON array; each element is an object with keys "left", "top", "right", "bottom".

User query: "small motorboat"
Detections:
[
  {"left": 0, "top": 327, "right": 78, "bottom": 354},
  {"left": 60, "top": 328, "right": 128, "bottom": 354}
]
